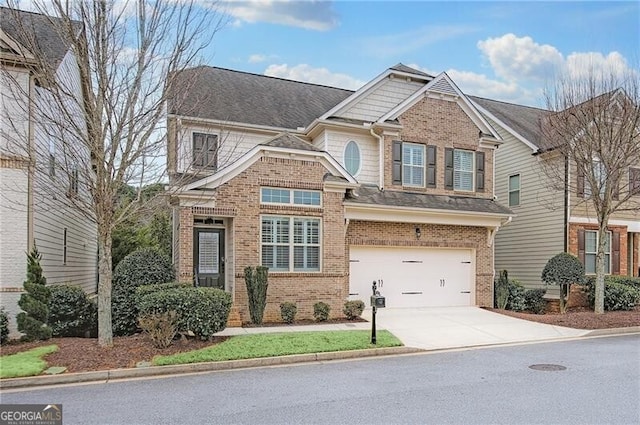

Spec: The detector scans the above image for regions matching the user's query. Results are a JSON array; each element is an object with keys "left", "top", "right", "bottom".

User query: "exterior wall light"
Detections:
[{"left": 415, "top": 227, "right": 421, "bottom": 240}]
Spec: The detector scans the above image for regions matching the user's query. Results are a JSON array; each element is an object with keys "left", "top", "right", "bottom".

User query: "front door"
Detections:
[{"left": 194, "top": 228, "right": 225, "bottom": 290}]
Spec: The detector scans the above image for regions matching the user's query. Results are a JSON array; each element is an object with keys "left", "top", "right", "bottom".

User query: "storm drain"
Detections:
[{"left": 529, "top": 364, "right": 567, "bottom": 371}]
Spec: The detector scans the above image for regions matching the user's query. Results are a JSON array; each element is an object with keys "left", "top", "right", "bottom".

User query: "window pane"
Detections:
[
  {"left": 261, "top": 188, "right": 290, "bottom": 203},
  {"left": 585, "top": 231, "right": 597, "bottom": 253},
  {"left": 402, "top": 143, "right": 425, "bottom": 186},
  {"left": 344, "top": 141, "right": 361, "bottom": 175},
  {"left": 454, "top": 150, "right": 474, "bottom": 191},
  {"left": 509, "top": 191, "right": 520, "bottom": 206},
  {"left": 509, "top": 175, "right": 520, "bottom": 191},
  {"left": 293, "top": 190, "right": 320, "bottom": 206},
  {"left": 276, "top": 246, "right": 289, "bottom": 269},
  {"left": 261, "top": 219, "right": 273, "bottom": 243},
  {"left": 585, "top": 254, "right": 596, "bottom": 274},
  {"left": 275, "top": 218, "right": 289, "bottom": 243}
]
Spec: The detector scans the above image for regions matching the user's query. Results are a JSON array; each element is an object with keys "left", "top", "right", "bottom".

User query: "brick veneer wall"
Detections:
[
  {"left": 346, "top": 221, "right": 495, "bottom": 307},
  {"left": 177, "top": 156, "right": 349, "bottom": 323},
  {"left": 567, "top": 223, "right": 628, "bottom": 275},
  {"left": 383, "top": 96, "right": 494, "bottom": 198}
]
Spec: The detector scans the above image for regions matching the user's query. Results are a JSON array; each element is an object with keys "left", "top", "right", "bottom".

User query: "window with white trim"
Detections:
[
  {"left": 261, "top": 216, "right": 320, "bottom": 272},
  {"left": 585, "top": 230, "right": 610, "bottom": 274},
  {"left": 344, "top": 141, "right": 361, "bottom": 176},
  {"left": 454, "top": 149, "right": 474, "bottom": 191},
  {"left": 584, "top": 160, "right": 606, "bottom": 198},
  {"left": 261, "top": 188, "right": 321, "bottom": 206},
  {"left": 402, "top": 143, "right": 425, "bottom": 186},
  {"left": 509, "top": 174, "right": 520, "bottom": 206}
]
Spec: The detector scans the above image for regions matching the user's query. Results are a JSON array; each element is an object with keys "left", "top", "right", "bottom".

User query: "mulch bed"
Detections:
[{"left": 2, "top": 311, "right": 638, "bottom": 375}]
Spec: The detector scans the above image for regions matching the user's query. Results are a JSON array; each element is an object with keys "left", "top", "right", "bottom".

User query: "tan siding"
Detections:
[
  {"left": 491, "top": 119, "right": 565, "bottom": 288},
  {"left": 325, "top": 130, "right": 378, "bottom": 185},
  {"left": 340, "top": 78, "right": 424, "bottom": 122}
]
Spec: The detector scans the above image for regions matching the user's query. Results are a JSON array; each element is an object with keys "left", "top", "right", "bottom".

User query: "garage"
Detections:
[{"left": 349, "top": 246, "right": 474, "bottom": 308}]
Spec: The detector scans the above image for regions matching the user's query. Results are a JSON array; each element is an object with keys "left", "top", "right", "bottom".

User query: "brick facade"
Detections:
[{"left": 567, "top": 223, "right": 633, "bottom": 276}]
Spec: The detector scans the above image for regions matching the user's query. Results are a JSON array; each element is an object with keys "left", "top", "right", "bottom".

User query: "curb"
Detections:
[
  {"left": 584, "top": 326, "right": 640, "bottom": 337},
  {"left": 0, "top": 346, "right": 422, "bottom": 390}
]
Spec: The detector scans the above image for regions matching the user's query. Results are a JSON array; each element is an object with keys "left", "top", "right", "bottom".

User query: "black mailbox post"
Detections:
[{"left": 370, "top": 280, "right": 385, "bottom": 344}]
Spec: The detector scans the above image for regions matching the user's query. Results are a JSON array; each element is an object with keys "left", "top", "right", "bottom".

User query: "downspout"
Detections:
[
  {"left": 370, "top": 126, "right": 384, "bottom": 189},
  {"left": 564, "top": 155, "right": 569, "bottom": 252},
  {"left": 27, "top": 74, "right": 35, "bottom": 251}
]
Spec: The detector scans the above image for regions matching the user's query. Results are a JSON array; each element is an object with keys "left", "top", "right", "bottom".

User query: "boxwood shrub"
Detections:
[
  {"left": 137, "top": 287, "right": 232, "bottom": 340},
  {"left": 313, "top": 302, "right": 330, "bottom": 321},
  {"left": 48, "top": 285, "right": 97, "bottom": 337},
  {"left": 506, "top": 280, "right": 526, "bottom": 312},
  {"left": 585, "top": 277, "right": 640, "bottom": 311},
  {"left": 343, "top": 300, "right": 365, "bottom": 320},
  {"left": 524, "top": 288, "right": 547, "bottom": 314},
  {"left": 280, "top": 302, "right": 297, "bottom": 324},
  {"left": 112, "top": 248, "right": 175, "bottom": 336},
  {"left": 0, "top": 308, "right": 8, "bottom": 345}
]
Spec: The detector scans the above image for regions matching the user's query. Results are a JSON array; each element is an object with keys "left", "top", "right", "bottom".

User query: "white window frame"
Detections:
[
  {"left": 402, "top": 142, "right": 425, "bottom": 187},
  {"left": 508, "top": 174, "right": 521, "bottom": 207},
  {"left": 261, "top": 215, "right": 321, "bottom": 272},
  {"left": 585, "top": 230, "right": 611, "bottom": 274},
  {"left": 260, "top": 187, "right": 321, "bottom": 207},
  {"left": 344, "top": 140, "right": 361, "bottom": 176},
  {"left": 454, "top": 149, "right": 474, "bottom": 192},
  {"left": 584, "top": 160, "right": 606, "bottom": 198}
]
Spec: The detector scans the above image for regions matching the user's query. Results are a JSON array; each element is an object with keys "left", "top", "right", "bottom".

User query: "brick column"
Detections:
[{"left": 178, "top": 207, "right": 194, "bottom": 282}]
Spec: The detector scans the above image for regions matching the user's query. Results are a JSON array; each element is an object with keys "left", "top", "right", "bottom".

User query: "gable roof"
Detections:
[
  {"left": 262, "top": 132, "right": 321, "bottom": 151},
  {"left": 168, "top": 66, "right": 353, "bottom": 130},
  {"left": 0, "top": 7, "right": 77, "bottom": 69},
  {"left": 470, "top": 96, "right": 548, "bottom": 150},
  {"left": 389, "top": 63, "right": 434, "bottom": 78}
]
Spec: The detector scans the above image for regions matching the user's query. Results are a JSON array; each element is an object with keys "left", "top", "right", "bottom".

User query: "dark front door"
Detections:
[{"left": 194, "top": 228, "right": 225, "bottom": 290}]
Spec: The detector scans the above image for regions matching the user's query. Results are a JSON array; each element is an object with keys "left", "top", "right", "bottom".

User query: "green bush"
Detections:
[
  {"left": 0, "top": 308, "right": 8, "bottom": 345},
  {"left": 135, "top": 281, "right": 192, "bottom": 306},
  {"left": 524, "top": 288, "right": 547, "bottom": 314},
  {"left": 313, "top": 302, "right": 330, "bottom": 322},
  {"left": 137, "top": 287, "right": 232, "bottom": 340},
  {"left": 112, "top": 248, "right": 175, "bottom": 336},
  {"left": 48, "top": 285, "right": 97, "bottom": 337},
  {"left": 343, "top": 300, "right": 365, "bottom": 320},
  {"left": 585, "top": 278, "right": 640, "bottom": 311},
  {"left": 244, "top": 266, "right": 269, "bottom": 325},
  {"left": 506, "top": 280, "right": 526, "bottom": 312},
  {"left": 280, "top": 302, "right": 297, "bottom": 324},
  {"left": 586, "top": 275, "right": 640, "bottom": 292},
  {"left": 541, "top": 253, "right": 585, "bottom": 314},
  {"left": 138, "top": 311, "right": 178, "bottom": 349},
  {"left": 17, "top": 246, "right": 52, "bottom": 341},
  {"left": 494, "top": 270, "right": 510, "bottom": 309}
]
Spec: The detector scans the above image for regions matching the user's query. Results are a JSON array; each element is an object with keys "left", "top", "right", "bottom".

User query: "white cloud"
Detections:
[
  {"left": 264, "top": 63, "right": 364, "bottom": 90},
  {"left": 564, "top": 51, "right": 635, "bottom": 81},
  {"left": 477, "top": 33, "right": 563, "bottom": 82},
  {"left": 219, "top": 0, "right": 339, "bottom": 31},
  {"left": 248, "top": 53, "right": 279, "bottom": 63}
]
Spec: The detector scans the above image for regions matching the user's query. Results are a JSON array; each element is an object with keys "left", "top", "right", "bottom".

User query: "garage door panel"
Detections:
[{"left": 349, "top": 247, "right": 474, "bottom": 308}]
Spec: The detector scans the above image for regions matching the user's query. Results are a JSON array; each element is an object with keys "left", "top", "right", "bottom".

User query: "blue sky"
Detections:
[{"left": 207, "top": 1, "right": 639, "bottom": 107}]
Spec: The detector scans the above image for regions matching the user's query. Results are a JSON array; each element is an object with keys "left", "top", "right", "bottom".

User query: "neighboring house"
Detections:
[
  {"left": 166, "top": 64, "right": 513, "bottom": 324},
  {"left": 471, "top": 96, "right": 640, "bottom": 289},
  {"left": 0, "top": 8, "right": 98, "bottom": 334}
]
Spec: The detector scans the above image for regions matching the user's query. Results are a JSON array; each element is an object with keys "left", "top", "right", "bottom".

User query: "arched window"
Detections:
[{"left": 344, "top": 141, "right": 361, "bottom": 176}]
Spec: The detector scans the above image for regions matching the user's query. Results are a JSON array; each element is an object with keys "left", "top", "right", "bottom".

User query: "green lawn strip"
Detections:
[
  {"left": 1, "top": 345, "right": 59, "bottom": 379},
  {"left": 153, "top": 330, "right": 402, "bottom": 366}
]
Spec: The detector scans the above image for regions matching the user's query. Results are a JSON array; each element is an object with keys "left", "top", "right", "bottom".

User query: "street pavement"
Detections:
[{"left": 2, "top": 334, "right": 638, "bottom": 424}]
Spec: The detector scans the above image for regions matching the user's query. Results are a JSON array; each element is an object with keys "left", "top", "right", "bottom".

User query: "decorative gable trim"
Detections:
[
  {"left": 0, "top": 28, "right": 36, "bottom": 64},
  {"left": 182, "top": 135, "right": 358, "bottom": 191},
  {"left": 380, "top": 72, "right": 501, "bottom": 141}
]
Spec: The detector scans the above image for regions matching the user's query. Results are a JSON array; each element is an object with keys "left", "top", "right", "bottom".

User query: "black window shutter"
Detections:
[
  {"left": 576, "top": 162, "right": 585, "bottom": 197},
  {"left": 612, "top": 231, "right": 620, "bottom": 274},
  {"left": 577, "top": 228, "right": 585, "bottom": 264},
  {"left": 426, "top": 145, "right": 437, "bottom": 188},
  {"left": 193, "top": 133, "right": 204, "bottom": 167},
  {"left": 206, "top": 134, "right": 218, "bottom": 169},
  {"left": 392, "top": 141, "right": 402, "bottom": 185},
  {"left": 476, "top": 151, "right": 485, "bottom": 192},
  {"left": 445, "top": 148, "right": 453, "bottom": 190}
]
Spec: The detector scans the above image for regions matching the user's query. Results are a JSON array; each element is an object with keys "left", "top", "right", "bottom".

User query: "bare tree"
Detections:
[
  {"left": 541, "top": 66, "right": 640, "bottom": 314},
  {"left": 2, "top": 0, "right": 225, "bottom": 346}
]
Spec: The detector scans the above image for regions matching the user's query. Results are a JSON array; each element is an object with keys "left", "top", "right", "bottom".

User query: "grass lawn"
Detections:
[
  {"left": 154, "top": 330, "right": 402, "bottom": 366},
  {"left": 0, "top": 345, "right": 58, "bottom": 379}
]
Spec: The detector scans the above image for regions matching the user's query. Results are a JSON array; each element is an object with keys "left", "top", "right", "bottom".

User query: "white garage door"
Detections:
[{"left": 349, "top": 246, "right": 474, "bottom": 308}]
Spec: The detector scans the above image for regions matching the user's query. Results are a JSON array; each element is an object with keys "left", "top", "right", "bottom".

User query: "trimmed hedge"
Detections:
[
  {"left": 137, "top": 287, "right": 232, "bottom": 340},
  {"left": 524, "top": 288, "right": 547, "bottom": 314},
  {"left": 112, "top": 248, "right": 175, "bottom": 336},
  {"left": 343, "top": 300, "right": 365, "bottom": 320},
  {"left": 48, "top": 285, "right": 97, "bottom": 337},
  {"left": 0, "top": 308, "right": 8, "bottom": 345},
  {"left": 313, "top": 302, "right": 330, "bottom": 322},
  {"left": 506, "top": 280, "right": 526, "bottom": 312},
  {"left": 280, "top": 302, "right": 297, "bottom": 324},
  {"left": 585, "top": 277, "right": 640, "bottom": 311},
  {"left": 135, "top": 281, "right": 192, "bottom": 306}
]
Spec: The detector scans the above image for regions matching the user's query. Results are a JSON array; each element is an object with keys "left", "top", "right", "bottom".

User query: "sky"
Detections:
[{"left": 205, "top": 1, "right": 639, "bottom": 107}]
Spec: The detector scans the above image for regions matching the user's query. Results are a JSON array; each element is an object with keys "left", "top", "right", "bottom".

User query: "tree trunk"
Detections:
[
  {"left": 594, "top": 222, "right": 608, "bottom": 314},
  {"left": 97, "top": 227, "right": 113, "bottom": 346}
]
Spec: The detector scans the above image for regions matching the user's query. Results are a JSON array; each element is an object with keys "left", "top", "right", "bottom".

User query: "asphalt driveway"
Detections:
[{"left": 363, "top": 306, "right": 589, "bottom": 350}]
